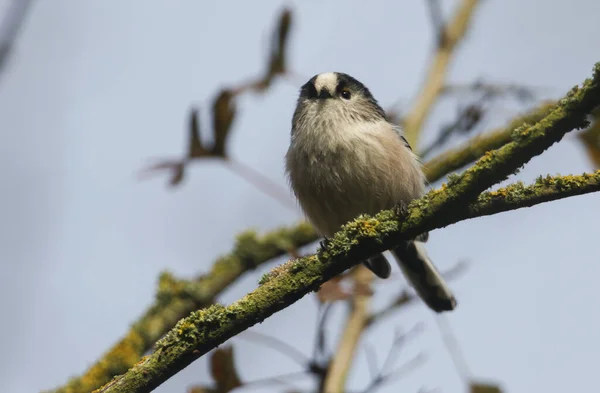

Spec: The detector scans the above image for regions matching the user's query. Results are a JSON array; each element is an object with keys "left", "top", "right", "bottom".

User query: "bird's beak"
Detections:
[{"left": 317, "top": 88, "right": 332, "bottom": 99}]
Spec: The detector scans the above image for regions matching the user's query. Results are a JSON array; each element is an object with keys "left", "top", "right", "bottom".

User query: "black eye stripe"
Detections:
[{"left": 300, "top": 81, "right": 318, "bottom": 98}]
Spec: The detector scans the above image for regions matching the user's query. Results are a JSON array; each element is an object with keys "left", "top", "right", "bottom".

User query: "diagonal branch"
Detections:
[
  {"left": 403, "top": 0, "right": 481, "bottom": 147},
  {"left": 46, "top": 224, "right": 319, "bottom": 393},
  {"left": 466, "top": 171, "right": 600, "bottom": 217},
  {"left": 423, "top": 101, "right": 555, "bottom": 182},
  {"left": 92, "top": 63, "right": 600, "bottom": 393},
  {"left": 49, "top": 63, "right": 600, "bottom": 393},
  {"left": 0, "top": 0, "right": 35, "bottom": 83},
  {"left": 322, "top": 266, "right": 373, "bottom": 393}
]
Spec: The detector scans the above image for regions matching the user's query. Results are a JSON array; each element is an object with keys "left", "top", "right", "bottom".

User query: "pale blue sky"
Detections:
[{"left": 1, "top": 1, "right": 599, "bottom": 393}]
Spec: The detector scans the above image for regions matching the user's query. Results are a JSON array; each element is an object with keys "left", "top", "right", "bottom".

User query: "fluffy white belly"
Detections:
[{"left": 287, "top": 123, "right": 424, "bottom": 237}]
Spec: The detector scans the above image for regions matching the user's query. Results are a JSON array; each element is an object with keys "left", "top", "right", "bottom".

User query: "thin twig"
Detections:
[
  {"left": 434, "top": 315, "right": 471, "bottom": 383},
  {"left": 236, "top": 370, "right": 310, "bottom": 391},
  {"left": 363, "top": 341, "right": 379, "bottom": 381},
  {"left": 426, "top": 0, "right": 446, "bottom": 47},
  {"left": 403, "top": 0, "right": 481, "bottom": 148},
  {"left": 238, "top": 330, "right": 310, "bottom": 366},
  {"left": 226, "top": 158, "right": 297, "bottom": 211},
  {"left": 363, "top": 353, "right": 428, "bottom": 393},
  {"left": 0, "top": 0, "right": 35, "bottom": 82},
  {"left": 312, "top": 302, "right": 334, "bottom": 362},
  {"left": 379, "top": 324, "right": 425, "bottom": 376},
  {"left": 423, "top": 101, "right": 556, "bottom": 183},
  {"left": 442, "top": 81, "right": 544, "bottom": 101},
  {"left": 323, "top": 266, "right": 373, "bottom": 393}
]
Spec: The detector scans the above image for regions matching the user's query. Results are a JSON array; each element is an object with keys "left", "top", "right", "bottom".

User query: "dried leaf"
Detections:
[
  {"left": 578, "top": 111, "right": 600, "bottom": 168},
  {"left": 272, "top": 8, "right": 292, "bottom": 76},
  {"left": 211, "top": 89, "right": 236, "bottom": 158},
  {"left": 210, "top": 346, "right": 243, "bottom": 393},
  {"left": 469, "top": 382, "right": 503, "bottom": 393},
  {"left": 188, "top": 107, "right": 208, "bottom": 158},
  {"left": 258, "top": 8, "right": 293, "bottom": 91}
]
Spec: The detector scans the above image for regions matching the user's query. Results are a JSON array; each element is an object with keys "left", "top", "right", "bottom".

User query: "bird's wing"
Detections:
[{"left": 390, "top": 124, "right": 413, "bottom": 151}]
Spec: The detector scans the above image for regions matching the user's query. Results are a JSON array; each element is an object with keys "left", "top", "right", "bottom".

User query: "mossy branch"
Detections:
[
  {"left": 467, "top": 171, "right": 600, "bottom": 218},
  {"left": 46, "top": 224, "right": 319, "bottom": 393},
  {"left": 48, "top": 105, "right": 550, "bottom": 393},
  {"left": 423, "top": 101, "right": 556, "bottom": 183},
  {"left": 91, "top": 64, "right": 600, "bottom": 393}
]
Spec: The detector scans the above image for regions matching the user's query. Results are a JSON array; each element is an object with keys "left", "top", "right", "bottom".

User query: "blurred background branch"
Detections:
[
  {"left": 322, "top": 266, "right": 373, "bottom": 393},
  {"left": 138, "top": 8, "right": 296, "bottom": 212},
  {"left": 402, "top": 0, "right": 481, "bottom": 148},
  {"left": 0, "top": 0, "right": 35, "bottom": 84}
]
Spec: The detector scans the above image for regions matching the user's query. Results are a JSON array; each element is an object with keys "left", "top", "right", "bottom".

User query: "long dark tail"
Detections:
[{"left": 390, "top": 240, "right": 456, "bottom": 312}]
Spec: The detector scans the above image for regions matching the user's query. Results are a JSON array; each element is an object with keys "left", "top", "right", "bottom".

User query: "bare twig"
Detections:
[
  {"left": 423, "top": 101, "right": 555, "bottom": 183},
  {"left": 403, "top": 0, "right": 481, "bottom": 148},
  {"left": 363, "top": 353, "right": 428, "bottom": 393},
  {"left": 323, "top": 266, "right": 373, "bottom": 393},
  {"left": 226, "top": 158, "right": 297, "bottom": 211},
  {"left": 434, "top": 315, "right": 471, "bottom": 383},
  {"left": 379, "top": 324, "right": 425, "bottom": 376},
  {"left": 363, "top": 341, "right": 379, "bottom": 381},
  {"left": 360, "top": 324, "right": 426, "bottom": 393},
  {"left": 239, "top": 330, "right": 310, "bottom": 367},
  {"left": 426, "top": 0, "right": 446, "bottom": 47},
  {"left": 0, "top": 0, "right": 35, "bottom": 82},
  {"left": 236, "top": 370, "right": 309, "bottom": 391},
  {"left": 312, "top": 302, "right": 334, "bottom": 362},
  {"left": 419, "top": 102, "right": 488, "bottom": 159},
  {"left": 442, "top": 81, "right": 544, "bottom": 101}
]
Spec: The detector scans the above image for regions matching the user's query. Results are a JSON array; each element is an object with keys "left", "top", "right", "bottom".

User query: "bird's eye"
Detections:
[{"left": 340, "top": 89, "right": 351, "bottom": 100}]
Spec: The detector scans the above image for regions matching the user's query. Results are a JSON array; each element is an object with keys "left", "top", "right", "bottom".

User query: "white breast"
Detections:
[{"left": 286, "top": 120, "right": 425, "bottom": 237}]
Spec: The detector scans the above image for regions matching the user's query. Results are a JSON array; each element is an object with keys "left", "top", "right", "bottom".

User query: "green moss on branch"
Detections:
[
  {"left": 93, "top": 64, "right": 600, "bottom": 393},
  {"left": 423, "top": 101, "right": 556, "bottom": 183},
  {"left": 469, "top": 171, "right": 600, "bottom": 218},
  {"left": 46, "top": 223, "right": 318, "bottom": 393}
]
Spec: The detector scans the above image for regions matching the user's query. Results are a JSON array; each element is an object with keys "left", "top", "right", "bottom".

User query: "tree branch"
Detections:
[
  {"left": 423, "top": 101, "right": 555, "bottom": 183},
  {"left": 323, "top": 266, "right": 373, "bottom": 393},
  {"left": 467, "top": 171, "right": 600, "bottom": 218},
  {"left": 403, "top": 0, "right": 481, "bottom": 147},
  {"left": 0, "top": 0, "right": 35, "bottom": 83},
  {"left": 91, "top": 63, "right": 600, "bottom": 393},
  {"left": 49, "top": 110, "right": 532, "bottom": 393},
  {"left": 46, "top": 224, "right": 319, "bottom": 393}
]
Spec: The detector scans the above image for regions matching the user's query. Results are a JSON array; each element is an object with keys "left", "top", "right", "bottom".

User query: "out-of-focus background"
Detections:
[{"left": 1, "top": 1, "right": 599, "bottom": 393}]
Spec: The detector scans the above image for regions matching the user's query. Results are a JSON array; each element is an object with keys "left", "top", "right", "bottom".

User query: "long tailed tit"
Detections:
[{"left": 285, "top": 72, "right": 457, "bottom": 312}]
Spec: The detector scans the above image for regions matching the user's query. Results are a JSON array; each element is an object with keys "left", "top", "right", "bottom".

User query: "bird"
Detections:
[{"left": 284, "top": 71, "right": 457, "bottom": 312}]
